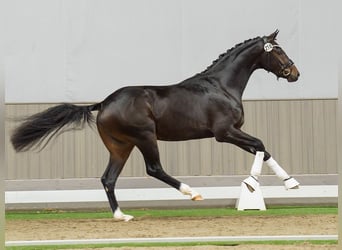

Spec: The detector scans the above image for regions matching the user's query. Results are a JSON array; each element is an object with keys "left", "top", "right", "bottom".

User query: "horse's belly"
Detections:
[{"left": 155, "top": 124, "right": 213, "bottom": 141}]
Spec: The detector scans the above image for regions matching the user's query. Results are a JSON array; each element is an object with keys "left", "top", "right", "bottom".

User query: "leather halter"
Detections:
[{"left": 263, "top": 39, "right": 294, "bottom": 77}]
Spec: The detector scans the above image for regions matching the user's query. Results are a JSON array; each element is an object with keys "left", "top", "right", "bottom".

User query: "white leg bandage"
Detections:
[
  {"left": 250, "top": 151, "right": 264, "bottom": 176},
  {"left": 266, "top": 157, "right": 299, "bottom": 189},
  {"left": 114, "top": 208, "right": 134, "bottom": 222},
  {"left": 265, "top": 157, "right": 290, "bottom": 180},
  {"left": 180, "top": 183, "right": 203, "bottom": 201},
  {"left": 243, "top": 152, "right": 264, "bottom": 192}
]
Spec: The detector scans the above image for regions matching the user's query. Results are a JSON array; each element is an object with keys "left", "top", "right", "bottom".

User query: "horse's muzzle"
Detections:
[{"left": 287, "top": 65, "right": 300, "bottom": 82}]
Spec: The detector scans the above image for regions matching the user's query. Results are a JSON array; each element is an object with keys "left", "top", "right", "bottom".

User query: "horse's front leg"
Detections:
[
  {"left": 244, "top": 151, "right": 299, "bottom": 191},
  {"left": 214, "top": 126, "right": 299, "bottom": 191},
  {"left": 265, "top": 157, "right": 300, "bottom": 190}
]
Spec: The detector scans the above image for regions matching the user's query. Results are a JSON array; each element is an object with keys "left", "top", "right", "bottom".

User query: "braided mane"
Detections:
[{"left": 200, "top": 36, "right": 261, "bottom": 74}]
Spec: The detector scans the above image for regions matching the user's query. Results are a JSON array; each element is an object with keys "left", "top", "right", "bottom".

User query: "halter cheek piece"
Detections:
[{"left": 263, "top": 42, "right": 294, "bottom": 77}]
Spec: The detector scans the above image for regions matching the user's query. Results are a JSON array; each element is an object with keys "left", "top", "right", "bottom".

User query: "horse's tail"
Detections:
[{"left": 11, "top": 103, "right": 102, "bottom": 152}]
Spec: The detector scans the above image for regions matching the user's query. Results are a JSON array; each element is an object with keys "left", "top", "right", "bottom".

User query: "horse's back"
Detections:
[{"left": 96, "top": 83, "right": 216, "bottom": 141}]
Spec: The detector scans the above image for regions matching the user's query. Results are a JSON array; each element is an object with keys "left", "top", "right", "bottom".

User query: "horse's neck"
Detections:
[
  {"left": 209, "top": 42, "right": 263, "bottom": 99},
  {"left": 222, "top": 67, "right": 254, "bottom": 98}
]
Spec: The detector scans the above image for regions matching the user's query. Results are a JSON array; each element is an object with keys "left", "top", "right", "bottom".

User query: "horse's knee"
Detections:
[
  {"left": 251, "top": 139, "right": 265, "bottom": 153},
  {"left": 256, "top": 140, "right": 265, "bottom": 151}
]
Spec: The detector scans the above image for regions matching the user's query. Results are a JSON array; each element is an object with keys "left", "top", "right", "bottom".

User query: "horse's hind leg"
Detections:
[
  {"left": 101, "top": 149, "right": 133, "bottom": 221},
  {"left": 98, "top": 129, "right": 134, "bottom": 221},
  {"left": 136, "top": 133, "right": 203, "bottom": 201}
]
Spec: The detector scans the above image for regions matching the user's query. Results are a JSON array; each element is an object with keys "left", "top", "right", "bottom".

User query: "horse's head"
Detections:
[{"left": 260, "top": 30, "right": 300, "bottom": 82}]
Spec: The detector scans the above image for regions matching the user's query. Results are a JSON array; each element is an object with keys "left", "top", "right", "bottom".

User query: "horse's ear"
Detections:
[{"left": 267, "top": 29, "right": 279, "bottom": 41}]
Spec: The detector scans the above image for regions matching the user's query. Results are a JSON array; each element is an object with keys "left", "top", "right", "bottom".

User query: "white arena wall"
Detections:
[{"left": 4, "top": 1, "right": 340, "bottom": 209}]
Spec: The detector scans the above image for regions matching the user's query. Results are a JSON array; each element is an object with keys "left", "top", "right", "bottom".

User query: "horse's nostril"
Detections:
[{"left": 283, "top": 69, "right": 291, "bottom": 76}]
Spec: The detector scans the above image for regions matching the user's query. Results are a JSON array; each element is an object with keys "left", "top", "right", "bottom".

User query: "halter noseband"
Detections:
[{"left": 263, "top": 41, "right": 294, "bottom": 77}]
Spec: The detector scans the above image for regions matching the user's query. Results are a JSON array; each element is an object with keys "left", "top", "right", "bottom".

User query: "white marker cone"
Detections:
[{"left": 236, "top": 180, "right": 266, "bottom": 211}]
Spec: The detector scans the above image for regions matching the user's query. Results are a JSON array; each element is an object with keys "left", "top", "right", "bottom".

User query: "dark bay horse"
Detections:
[{"left": 11, "top": 30, "right": 300, "bottom": 221}]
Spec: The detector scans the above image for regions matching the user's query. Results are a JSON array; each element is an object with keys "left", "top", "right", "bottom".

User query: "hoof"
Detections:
[
  {"left": 114, "top": 214, "right": 134, "bottom": 222},
  {"left": 191, "top": 194, "right": 204, "bottom": 201},
  {"left": 114, "top": 208, "right": 134, "bottom": 222},
  {"left": 180, "top": 183, "right": 203, "bottom": 201},
  {"left": 243, "top": 176, "right": 259, "bottom": 192},
  {"left": 284, "top": 177, "right": 300, "bottom": 190}
]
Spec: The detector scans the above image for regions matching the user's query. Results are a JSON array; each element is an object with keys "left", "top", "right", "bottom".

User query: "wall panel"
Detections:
[
  {"left": 4, "top": 1, "right": 340, "bottom": 103},
  {"left": 5, "top": 99, "right": 337, "bottom": 180}
]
